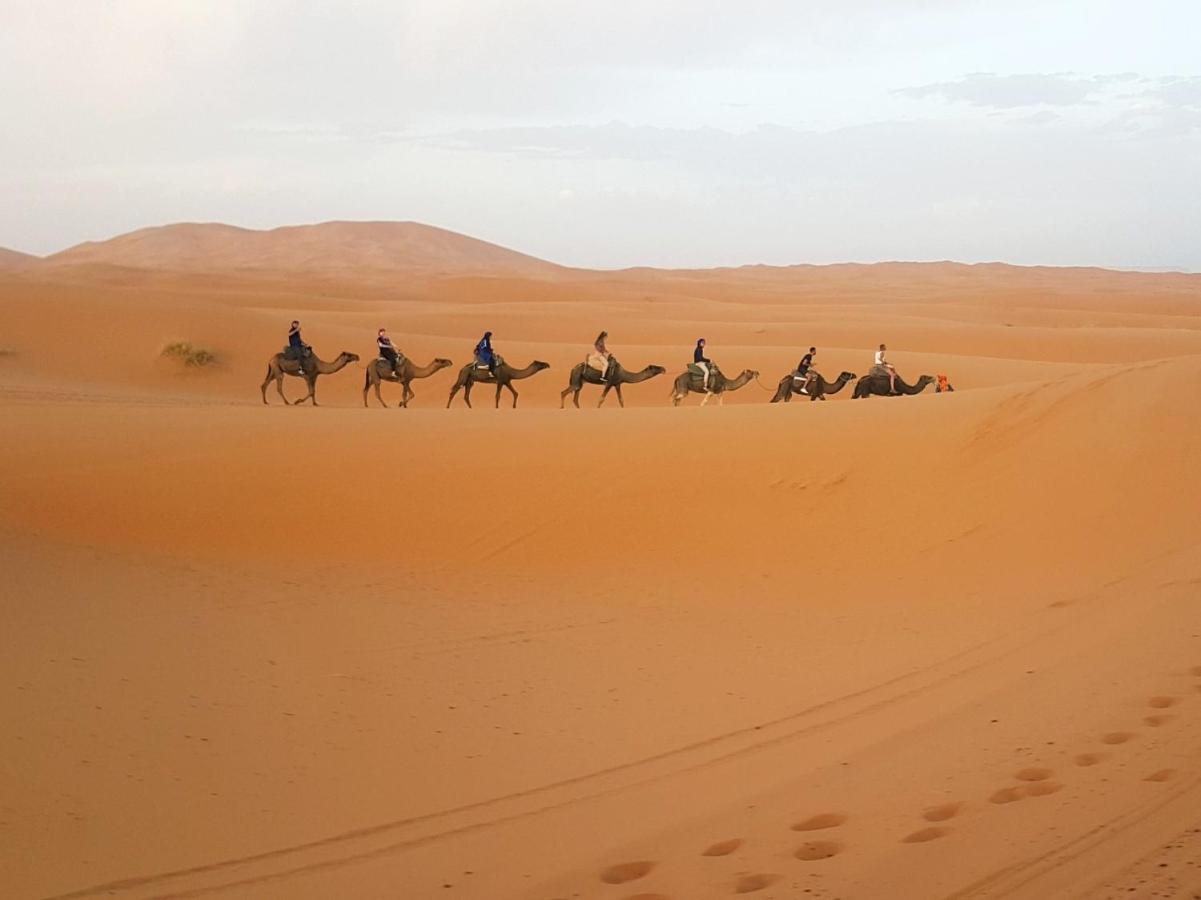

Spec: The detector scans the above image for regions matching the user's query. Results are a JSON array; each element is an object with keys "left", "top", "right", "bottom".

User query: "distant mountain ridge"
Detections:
[
  {"left": 45, "top": 221, "right": 563, "bottom": 276},
  {"left": 0, "top": 246, "right": 37, "bottom": 268}
]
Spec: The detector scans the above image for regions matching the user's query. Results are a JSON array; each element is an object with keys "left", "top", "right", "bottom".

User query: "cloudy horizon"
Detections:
[{"left": 2, "top": 0, "right": 1199, "bottom": 269}]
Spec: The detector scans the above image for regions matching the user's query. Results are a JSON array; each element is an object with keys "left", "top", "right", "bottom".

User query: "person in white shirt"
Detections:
[{"left": 875, "top": 343, "right": 898, "bottom": 394}]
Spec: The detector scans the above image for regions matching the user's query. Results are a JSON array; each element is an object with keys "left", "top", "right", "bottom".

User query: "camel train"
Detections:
[{"left": 261, "top": 339, "right": 948, "bottom": 408}]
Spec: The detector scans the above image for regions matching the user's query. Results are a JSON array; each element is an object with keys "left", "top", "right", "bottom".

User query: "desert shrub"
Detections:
[{"left": 162, "top": 342, "right": 218, "bottom": 367}]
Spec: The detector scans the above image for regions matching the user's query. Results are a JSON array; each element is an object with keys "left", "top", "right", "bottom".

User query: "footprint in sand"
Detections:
[
  {"left": 990, "top": 782, "right": 1063, "bottom": 804},
  {"left": 1144, "top": 769, "right": 1176, "bottom": 783},
  {"left": 733, "top": 873, "right": 780, "bottom": 894},
  {"left": 922, "top": 802, "right": 964, "bottom": 822},
  {"left": 1148, "top": 696, "right": 1179, "bottom": 709},
  {"left": 1075, "top": 752, "right": 1108, "bottom": 767},
  {"left": 903, "top": 826, "right": 950, "bottom": 844},
  {"left": 1025, "top": 781, "right": 1064, "bottom": 797},
  {"left": 600, "top": 861, "right": 655, "bottom": 885},
  {"left": 1101, "top": 732, "right": 1136, "bottom": 745},
  {"left": 794, "top": 840, "right": 843, "bottom": 861},
  {"left": 702, "top": 838, "right": 743, "bottom": 857},
  {"left": 1015, "top": 767, "right": 1053, "bottom": 782},
  {"left": 791, "top": 813, "right": 847, "bottom": 832},
  {"left": 1144, "top": 714, "right": 1176, "bottom": 727},
  {"left": 989, "top": 787, "right": 1025, "bottom": 805}
]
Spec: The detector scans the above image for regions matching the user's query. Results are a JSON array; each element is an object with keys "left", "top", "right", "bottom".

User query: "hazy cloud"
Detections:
[{"left": 898, "top": 73, "right": 1105, "bottom": 108}]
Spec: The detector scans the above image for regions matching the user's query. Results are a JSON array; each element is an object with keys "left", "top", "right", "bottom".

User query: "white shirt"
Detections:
[{"left": 874, "top": 349, "right": 886, "bottom": 365}]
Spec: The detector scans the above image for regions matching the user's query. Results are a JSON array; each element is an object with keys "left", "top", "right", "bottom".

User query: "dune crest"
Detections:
[{"left": 45, "top": 220, "right": 564, "bottom": 276}]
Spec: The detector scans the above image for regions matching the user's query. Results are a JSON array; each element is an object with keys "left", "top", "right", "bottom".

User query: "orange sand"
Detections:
[{"left": 2, "top": 223, "right": 1200, "bottom": 899}]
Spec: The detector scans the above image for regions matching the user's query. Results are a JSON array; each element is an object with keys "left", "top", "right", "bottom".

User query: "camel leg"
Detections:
[
  {"left": 615, "top": 384, "right": 625, "bottom": 408},
  {"left": 275, "top": 374, "right": 290, "bottom": 405},
  {"left": 559, "top": 387, "right": 570, "bottom": 409},
  {"left": 294, "top": 376, "right": 316, "bottom": 406},
  {"left": 261, "top": 364, "right": 275, "bottom": 405},
  {"left": 699, "top": 391, "right": 710, "bottom": 407},
  {"left": 463, "top": 380, "right": 473, "bottom": 409},
  {"left": 402, "top": 382, "right": 413, "bottom": 408},
  {"left": 506, "top": 382, "right": 519, "bottom": 408},
  {"left": 374, "top": 379, "right": 387, "bottom": 408},
  {"left": 494, "top": 382, "right": 503, "bottom": 409},
  {"left": 598, "top": 384, "right": 611, "bottom": 408}
]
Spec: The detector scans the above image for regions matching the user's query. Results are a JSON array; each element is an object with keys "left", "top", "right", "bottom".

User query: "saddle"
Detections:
[
  {"left": 474, "top": 354, "right": 503, "bottom": 371},
  {"left": 377, "top": 353, "right": 406, "bottom": 368},
  {"left": 687, "top": 362, "right": 720, "bottom": 387}
]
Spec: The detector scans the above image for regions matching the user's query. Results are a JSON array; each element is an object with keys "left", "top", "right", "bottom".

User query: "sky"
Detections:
[{"left": 2, "top": 0, "right": 1199, "bottom": 269}]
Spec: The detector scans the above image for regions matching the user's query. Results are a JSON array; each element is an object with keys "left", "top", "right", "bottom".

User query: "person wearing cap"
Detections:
[
  {"left": 377, "top": 328, "right": 402, "bottom": 377},
  {"left": 693, "top": 338, "right": 713, "bottom": 393},
  {"left": 475, "top": 331, "right": 497, "bottom": 374}
]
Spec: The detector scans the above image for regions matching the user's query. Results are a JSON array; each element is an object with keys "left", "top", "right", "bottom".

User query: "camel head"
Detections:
[
  {"left": 744, "top": 369, "right": 760, "bottom": 379},
  {"left": 917, "top": 374, "right": 935, "bottom": 387},
  {"left": 646, "top": 365, "right": 667, "bottom": 376},
  {"left": 839, "top": 371, "right": 857, "bottom": 381},
  {"left": 432, "top": 358, "right": 453, "bottom": 370},
  {"left": 532, "top": 360, "right": 551, "bottom": 372},
  {"left": 339, "top": 351, "right": 361, "bottom": 363}
]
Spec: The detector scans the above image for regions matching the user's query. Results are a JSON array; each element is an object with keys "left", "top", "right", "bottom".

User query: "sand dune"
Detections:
[
  {"left": 0, "top": 245, "right": 37, "bottom": 268},
  {"left": 2, "top": 231, "right": 1201, "bottom": 899},
  {"left": 44, "top": 221, "right": 564, "bottom": 276}
]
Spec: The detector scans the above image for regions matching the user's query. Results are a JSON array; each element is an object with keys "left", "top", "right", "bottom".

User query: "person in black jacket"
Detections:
[
  {"left": 377, "top": 328, "right": 403, "bottom": 377},
  {"left": 795, "top": 346, "right": 816, "bottom": 395},
  {"left": 693, "top": 338, "right": 712, "bottom": 393}
]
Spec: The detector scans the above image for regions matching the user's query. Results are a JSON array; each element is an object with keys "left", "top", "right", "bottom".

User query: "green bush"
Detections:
[{"left": 162, "top": 342, "right": 218, "bottom": 368}]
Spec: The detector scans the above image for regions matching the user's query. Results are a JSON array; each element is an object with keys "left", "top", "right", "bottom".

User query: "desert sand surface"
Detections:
[{"left": 2, "top": 223, "right": 1201, "bottom": 900}]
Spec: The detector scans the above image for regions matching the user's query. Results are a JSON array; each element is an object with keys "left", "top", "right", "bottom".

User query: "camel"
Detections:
[
  {"left": 559, "top": 358, "right": 667, "bottom": 408},
  {"left": 260, "top": 351, "right": 360, "bottom": 406},
  {"left": 363, "top": 356, "right": 453, "bottom": 408},
  {"left": 770, "top": 370, "right": 857, "bottom": 403},
  {"left": 852, "top": 372, "right": 936, "bottom": 399},
  {"left": 446, "top": 357, "right": 550, "bottom": 408},
  {"left": 669, "top": 366, "right": 759, "bottom": 407}
]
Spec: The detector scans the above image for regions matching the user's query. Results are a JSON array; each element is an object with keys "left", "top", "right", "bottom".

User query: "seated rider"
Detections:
[
  {"left": 587, "top": 330, "right": 612, "bottom": 383},
  {"left": 875, "top": 343, "right": 898, "bottom": 394},
  {"left": 287, "top": 319, "right": 311, "bottom": 374},
  {"left": 377, "top": 328, "right": 402, "bottom": 377},
  {"left": 475, "top": 331, "right": 497, "bottom": 374},
  {"left": 795, "top": 346, "right": 817, "bottom": 395},
  {"left": 693, "top": 338, "right": 712, "bottom": 393}
]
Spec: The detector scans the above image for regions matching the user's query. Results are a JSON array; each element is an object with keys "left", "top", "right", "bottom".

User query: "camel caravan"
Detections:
[{"left": 261, "top": 323, "right": 953, "bottom": 408}]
